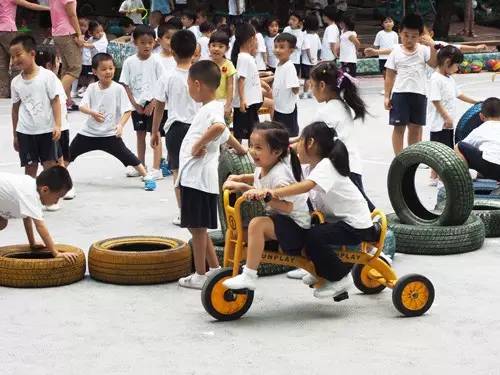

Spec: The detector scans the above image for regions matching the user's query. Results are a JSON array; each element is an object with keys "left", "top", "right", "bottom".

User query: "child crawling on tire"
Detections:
[
  {"left": 0, "top": 166, "right": 78, "bottom": 264},
  {"left": 455, "top": 97, "right": 500, "bottom": 182}
]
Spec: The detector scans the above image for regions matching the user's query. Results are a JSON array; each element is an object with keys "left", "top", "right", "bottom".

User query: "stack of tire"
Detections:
[{"left": 387, "top": 141, "right": 485, "bottom": 255}]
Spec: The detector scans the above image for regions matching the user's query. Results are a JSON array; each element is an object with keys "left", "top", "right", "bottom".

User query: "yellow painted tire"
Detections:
[
  {"left": 0, "top": 244, "right": 86, "bottom": 288},
  {"left": 201, "top": 268, "right": 254, "bottom": 321},
  {"left": 392, "top": 274, "right": 435, "bottom": 317},
  {"left": 89, "top": 236, "right": 191, "bottom": 285}
]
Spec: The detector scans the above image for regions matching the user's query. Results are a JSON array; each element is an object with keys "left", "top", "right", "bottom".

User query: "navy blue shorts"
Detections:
[
  {"left": 16, "top": 131, "right": 61, "bottom": 167},
  {"left": 458, "top": 141, "right": 500, "bottom": 181},
  {"left": 270, "top": 214, "right": 306, "bottom": 255},
  {"left": 389, "top": 92, "right": 427, "bottom": 126},
  {"left": 430, "top": 129, "right": 454, "bottom": 149},
  {"left": 379, "top": 59, "right": 387, "bottom": 72},
  {"left": 273, "top": 105, "right": 299, "bottom": 137}
]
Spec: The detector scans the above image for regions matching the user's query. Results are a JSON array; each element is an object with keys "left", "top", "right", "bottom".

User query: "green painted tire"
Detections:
[
  {"left": 215, "top": 246, "right": 293, "bottom": 276},
  {"left": 208, "top": 230, "right": 225, "bottom": 247},
  {"left": 388, "top": 141, "right": 473, "bottom": 226},
  {"left": 388, "top": 213, "right": 485, "bottom": 255}
]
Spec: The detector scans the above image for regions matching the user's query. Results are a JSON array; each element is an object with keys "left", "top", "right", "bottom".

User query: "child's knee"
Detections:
[
  {"left": 0, "top": 217, "right": 8, "bottom": 230},
  {"left": 248, "top": 216, "right": 268, "bottom": 234}
]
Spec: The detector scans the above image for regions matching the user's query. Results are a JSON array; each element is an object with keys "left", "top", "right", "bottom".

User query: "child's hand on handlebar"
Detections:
[
  {"left": 242, "top": 189, "right": 272, "bottom": 202},
  {"left": 222, "top": 180, "right": 243, "bottom": 192}
]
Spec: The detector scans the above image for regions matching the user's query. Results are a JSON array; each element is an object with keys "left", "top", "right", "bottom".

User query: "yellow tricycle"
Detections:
[{"left": 201, "top": 191, "right": 435, "bottom": 321}]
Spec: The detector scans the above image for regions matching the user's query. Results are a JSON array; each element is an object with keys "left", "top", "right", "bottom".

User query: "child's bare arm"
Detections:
[
  {"left": 267, "top": 198, "right": 293, "bottom": 213},
  {"left": 432, "top": 100, "right": 453, "bottom": 128},
  {"left": 226, "top": 134, "right": 246, "bottom": 155},
  {"left": 426, "top": 44, "right": 438, "bottom": 68},
  {"left": 272, "top": 180, "right": 316, "bottom": 199},
  {"left": 238, "top": 77, "right": 247, "bottom": 111},
  {"left": 51, "top": 95, "right": 61, "bottom": 141},
  {"left": 22, "top": 217, "right": 36, "bottom": 247},
  {"left": 12, "top": 102, "right": 19, "bottom": 151},
  {"left": 122, "top": 84, "right": 141, "bottom": 112},
  {"left": 225, "top": 75, "right": 234, "bottom": 111},
  {"left": 458, "top": 94, "right": 478, "bottom": 105},
  {"left": 349, "top": 34, "right": 361, "bottom": 49},
  {"left": 384, "top": 68, "right": 396, "bottom": 110},
  {"left": 150, "top": 100, "right": 166, "bottom": 147},
  {"left": 33, "top": 219, "right": 78, "bottom": 263},
  {"left": 192, "top": 123, "right": 226, "bottom": 156}
]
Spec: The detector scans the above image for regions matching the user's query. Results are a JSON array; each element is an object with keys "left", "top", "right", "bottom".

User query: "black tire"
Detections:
[
  {"left": 436, "top": 180, "right": 500, "bottom": 210},
  {"left": 218, "top": 148, "right": 265, "bottom": 234},
  {"left": 388, "top": 141, "right": 473, "bottom": 226},
  {"left": 215, "top": 246, "right": 293, "bottom": 276},
  {"left": 351, "top": 255, "right": 391, "bottom": 294},
  {"left": 454, "top": 102, "right": 483, "bottom": 143},
  {"left": 392, "top": 274, "right": 435, "bottom": 317},
  {"left": 472, "top": 199, "right": 500, "bottom": 238},
  {"left": 388, "top": 213, "right": 485, "bottom": 255},
  {"left": 201, "top": 267, "right": 254, "bottom": 321},
  {"left": 208, "top": 230, "right": 225, "bottom": 247}
]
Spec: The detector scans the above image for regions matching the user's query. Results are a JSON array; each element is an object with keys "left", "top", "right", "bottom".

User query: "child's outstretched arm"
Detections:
[
  {"left": 31, "top": 218, "right": 78, "bottom": 264},
  {"left": 243, "top": 189, "right": 294, "bottom": 214},
  {"left": 226, "top": 134, "right": 247, "bottom": 155},
  {"left": 458, "top": 94, "right": 478, "bottom": 105}
]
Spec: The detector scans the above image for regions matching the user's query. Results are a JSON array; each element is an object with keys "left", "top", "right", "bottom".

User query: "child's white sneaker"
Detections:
[
  {"left": 126, "top": 167, "right": 141, "bottom": 177},
  {"left": 178, "top": 273, "right": 207, "bottom": 289},
  {"left": 313, "top": 273, "right": 352, "bottom": 299},
  {"left": 64, "top": 187, "right": 76, "bottom": 200},
  {"left": 302, "top": 273, "right": 319, "bottom": 286},
  {"left": 286, "top": 268, "right": 308, "bottom": 279},
  {"left": 205, "top": 266, "right": 221, "bottom": 278},
  {"left": 172, "top": 215, "right": 181, "bottom": 226},
  {"left": 44, "top": 203, "right": 61, "bottom": 212},
  {"left": 222, "top": 266, "right": 257, "bottom": 290},
  {"left": 144, "top": 168, "right": 163, "bottom": 181}
]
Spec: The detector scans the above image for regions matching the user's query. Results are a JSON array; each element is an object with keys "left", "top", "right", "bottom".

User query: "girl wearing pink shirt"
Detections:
[{"left": 0, "top": 0, "right": 49, "bottom": 98}]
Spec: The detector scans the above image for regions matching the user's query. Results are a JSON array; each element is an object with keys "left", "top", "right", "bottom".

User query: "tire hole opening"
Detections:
[
  {"left": 6, "top": 251, "right": 54, "bottom": 259},
  {"left": 108, "top": 242, "right": 172, "bottom": 252},
  {"left": 403, "top": 163, "right": 441, "bottom": 219}
]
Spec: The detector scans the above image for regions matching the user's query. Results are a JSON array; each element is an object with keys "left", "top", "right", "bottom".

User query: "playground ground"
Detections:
[{"left": 0, "top": 72, "right": 499, "bottom": 375}]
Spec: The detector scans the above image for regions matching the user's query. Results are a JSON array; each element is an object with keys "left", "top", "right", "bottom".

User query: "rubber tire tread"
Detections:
[
  {"left": 88, "top": 236, "right": 191, "bottom": 285},
  {"left": 215, "top": 246, "right": 293, "bottom": 276},
  {"left": 454, "top": 102, "right": 483, "bottom": 143},
  {"left": 208, "top": 230, "right": 225, "bottom": 247},
  {"left": 0, "top": 244, "right": 86, "bottom": 288},
  {"left": 388, "top": 213, "right": 485, "bottom": 255},
  {"left": 471, "top": 199, "right": 500, "bottom": 238},
  {"left": 388, "top": 141, "right": 473, "bottom": 226},
  {"left": 218, "top": 148, "right": 265, "bottom": 235}
]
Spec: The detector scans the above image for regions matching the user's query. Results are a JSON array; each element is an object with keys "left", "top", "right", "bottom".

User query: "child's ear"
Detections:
[
  {"left": 479, "top": 112, "right": 486, "bottom": 122},
  {"left": 319, "top": 81, "right": 326, "bottom": 90}
]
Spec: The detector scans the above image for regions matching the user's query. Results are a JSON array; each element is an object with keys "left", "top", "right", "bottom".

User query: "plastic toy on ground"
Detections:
[{"left": 200, "top": 191, "right": 435, "bottom": 321}]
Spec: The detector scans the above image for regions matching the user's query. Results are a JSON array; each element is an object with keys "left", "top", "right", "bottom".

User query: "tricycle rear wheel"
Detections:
[
  {"left": 201, "top": 267, "right": 254, "bottom": 321},
  {"left": 392, "top": 274, "right": 435, "bottom": 317}
]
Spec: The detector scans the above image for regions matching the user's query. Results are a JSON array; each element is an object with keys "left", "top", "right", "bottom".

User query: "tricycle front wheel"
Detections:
[{"left": 201, "top": 267, "right": 254, "bottom": 321}]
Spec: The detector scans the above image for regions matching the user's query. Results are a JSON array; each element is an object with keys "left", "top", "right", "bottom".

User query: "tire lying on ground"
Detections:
[
  {"left": 214, "top": 246, "right": 293, "bottom": 276},
  {"left": 89, "top": 236, "right": 191, "bottom": 285},
  {"left": 0, "top": 244, "right": 86, "bottom": 288},
  {"left": 388, "top": 213, "right": 485, "bottom": 255},
  {"left": 218, "top": 148, "right": 265, "bottom": 234},
  {"left": 454, "top": 102, "right": 483, "bottom": 143},
  {"left": 388, "top": 141, "right": 473, "bottom": 226},
  {"left": 471, "top": 199, "right": 500, "bottom": 238}
]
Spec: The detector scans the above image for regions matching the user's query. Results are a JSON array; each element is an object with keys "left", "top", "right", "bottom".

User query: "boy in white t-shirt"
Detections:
[
  {"left": 283, "top": 13, "right": 309, "bottom": 75},
  {"left": 301, "top": 15, "right": 321, "bottom": 99},
  {"left": 120, "top": 25, "right": 165, "bottom": 180},
  {"left": 119, "top": 0, "right": 145, "bottom": 24},
  {"left": 384, "top": 14, "right": 437, "bottom": 155},
  {"left": 198, "top": 21, "right": 215, "bottom": 60},
  {"left": 320, "top": 5, "right": 339, "bottom": 61},
  {"left": 364, "top": 16, "right": 399, "bottom": 78},
  {"left": 456, "top": 98, "right": 500, "bottom": 181},
  {"left": 427, "top": 46, "right": 478, "bottom": 185},
  {"left": 272, "top": 33, "right": 300, "bottom": 136},
  {"left": 10, "top": 35, "right": 62, "bottom": 179},
  {"left": 152, "top": 29, "right": 199, "bottom": 225},
  {"left": 176, "top": 60, "right": 245, "bottom": 289},
  {"left": 71, "top": 53, "right": 155, "bottom": 191},
  {"left": 0, "top": 167, "right": 77, "bottom": 263}
]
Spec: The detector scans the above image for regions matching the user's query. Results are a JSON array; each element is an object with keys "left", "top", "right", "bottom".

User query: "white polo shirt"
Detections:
[
  {"left": 233, "top": 52, "right": 262, "bottom": 108},
  {"left": 463, "top": 121, "right": 500, "bottom": 165},
  {"left": 321, "top": 23, "right": 339, "bottom": 61},
  {"left": 272, "top": 60, "right": 299, "bottom": 114}
]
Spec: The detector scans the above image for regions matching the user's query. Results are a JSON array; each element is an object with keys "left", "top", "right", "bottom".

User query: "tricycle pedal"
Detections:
[{"left": 333, "top": 291, "right": 349, "bottom": 302}]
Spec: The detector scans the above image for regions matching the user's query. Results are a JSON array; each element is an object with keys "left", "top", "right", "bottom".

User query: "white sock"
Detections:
[
  {"left": 243, "top": 265, "right": 258, "bottom": 278},
  {"left": 209, "top": 266, "right": 221, "bottom": 271}
]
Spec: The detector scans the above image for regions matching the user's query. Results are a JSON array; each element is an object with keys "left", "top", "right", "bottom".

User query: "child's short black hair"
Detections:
[
  {"left": 133, "top": 24, "right": 156, "bottom": 40},
  {"left": 158, "top": 23, "right": 178, "bottom": 38},
  {"left": 182, "top": 9, "right": 196, "bottom": 22},
  {"left": 341, "top": 15, "right": 355, "bottom": 31},
  {"left": 166, "top": 16, "right": 183, "bottom": 30},
  {"left": 171, "top": 29, "right": 197, "bottom": 59},
  {"left": 264, "top": 17, "right": 280, "bottom": 31},
  {"left": 212, "top": 14, "right": 227, "bottom": 26},
  {"left": 199, "top": 21, "right": 215, "bottom": 34},
  {"left": 482, "top": 97, "right": 500, "bottom": 118},
  {"left": 10, "top": 34, "right": 36, "bottom": 52},
  {"left": 119, "top": 16, "right": 134, "bottom": 28},
  {"left": 92, "top": 53, "right": 114, "bottom": 69},
  {"left": 35, "top": 45, "right": 57, "bottom": 68},
  {"left": 275, "top": 32, "right": 297, "bottom": 49},
  {"left": 289, "top": 12, "right": 303, "bottom": 22},
  {"left": 189, "top": 60, "right": 221, "bottom": 90},
  {"left": 36, "top": 166, "right": 73, "bottom": 193},
  {"left": 323, "top": 5, "right": 337, "bottom": 22},
  {"left": 303, "top": 14, "right": 319, "bottom": 32},
  {"left": 217, "top": 24, "right": 232, "bottom": 37},
  {"left": 400, "top": 13, "right": 424, "bottom": 34},
  {"left": 250, "top": 17, "right": 264, "bottom": 33},
  {"left": 89, "top": 20, "right": 101, "bottom": 34},
  {"left": 209, "top": 31, "right": 229, "bottom": 47},
  {"left": 382, "top": 16, "right": 394, "bottom": 23},
  {"left": 436, "top": 45, "right": 463, "bottom": 66}
]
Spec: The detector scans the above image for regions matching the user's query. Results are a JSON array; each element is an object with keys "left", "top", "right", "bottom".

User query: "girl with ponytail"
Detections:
[
  {"left": 252, "top": 122, "right": 380, "bottom": 299},
  {"left": 221, "top": 121, "right": 311, "bottom": 291},
  {"left": 309, "top": 61, "right": 375, "bottom": 211}
]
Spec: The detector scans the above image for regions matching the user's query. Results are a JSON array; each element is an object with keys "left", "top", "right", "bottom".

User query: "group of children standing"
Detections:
[{"left": 3, "top": 9, "right": 500, "bottom": 300}]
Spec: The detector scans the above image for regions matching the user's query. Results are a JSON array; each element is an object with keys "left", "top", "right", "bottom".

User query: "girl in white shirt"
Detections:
[
  {"left": 222, "top": 122, "right": 311, "bottom": 291},
  {"left": 250, "top": 18, "right": 268, "bottom": 71},
  {"left": 309, "top": 61, "right": 375, "bottom": 211},
  {"left": 231, "top": 23, "right": 263, "bottom": 141},
  {"left": 267, "top": 122, "right": 378, "bottom": 299},
  {"left": 264, "top": 17, "right": 280, "bottom": 72},
  {"left": 338, "top": 16, "right": 360, "bottom": 77}
]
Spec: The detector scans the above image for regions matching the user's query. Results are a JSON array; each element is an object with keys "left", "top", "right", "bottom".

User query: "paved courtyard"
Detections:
[{"left": 0, "top": 73, "right": 499, "bottom": 374}]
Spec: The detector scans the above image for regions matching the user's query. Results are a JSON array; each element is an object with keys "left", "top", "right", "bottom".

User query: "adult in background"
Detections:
[
  {"left": 151, "top": 0, "right": 174, "bottom": 16},
  {"left": 0, "top": 0, "right": 49, "bottom": 98},
  {"left": 49, "top": 0, "right": 84, "bottom": 111}
]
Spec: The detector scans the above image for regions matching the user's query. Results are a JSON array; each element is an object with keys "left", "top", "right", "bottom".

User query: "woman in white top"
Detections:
[
  {"left": 338, "top": 16, "right": 360, "bottom": 77},
  {"left": 269, "top": 122, "right": 378, "bottom": 299},
  {"left": 222, "top": 122, "right": 311, "bottom": 291}
]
